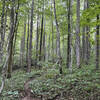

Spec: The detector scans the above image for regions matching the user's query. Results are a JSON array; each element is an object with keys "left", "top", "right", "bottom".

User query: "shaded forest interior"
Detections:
[{"left": 0, "top": 0, "right": 100, "bottom": 100}]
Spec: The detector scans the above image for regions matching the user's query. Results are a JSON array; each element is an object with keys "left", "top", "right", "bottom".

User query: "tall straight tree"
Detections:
[
  {"left": 67, "top": 0, "right": 71, "bottom": 68},
  {"left": 96, "top": 15, "right": 99, "bottom": 69},
  {"left": 36, "top": 13, "right": 39, "bottom": 64},
  {"left": 39, "top": 14, "right": 44, "bottom": 61},
  {"left": 20, "top": 21, "right": 26, "bottom": 67},
  {"left": 82, "top": 0, "right": 87, "bottom": 62},
  {"left": 39, "top": 0, "right": 45, "bottom": 61},
  {"left": 82, "top": 0, "right": 90, "bottom": 64},
  {"left": 28, "top": 0, "right": 34, "bottom": 72},
  {"left": 35, "top": 0, "right": 40, "bottom": 64},
  {"left": 7, "top": 0, "right": 15, "bottom": 78},
  {"left": 43, "top": 17, "right": 46, "bottom": 61},
  {"left": 51, "top": 0, "right": 54, "bottom": 62},
  {"left": 42, "top": 0, "right": 46, "bottom": 61},
  {"left": 26, "top": 14, "right": 30, "bottom": 64},
  {"left": 0, "top": 0, "right": 5, "bottom": 63},
  {"left": 85, "top": 0, "right": 90, "bottom": 64},
  {"left": 76, "top": 0, "right": 81, "bottom": 68},
  {"left": 53, "top": 0, "right": 62, "bottom": 74}
]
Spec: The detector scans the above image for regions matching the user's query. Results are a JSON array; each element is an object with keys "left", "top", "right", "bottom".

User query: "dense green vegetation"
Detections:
[
  {"left": 0, "top": 0, "right": 100, "bottom": 100},
  {"left": 1, "top": 62, "right": 100, "bottom": 99}
]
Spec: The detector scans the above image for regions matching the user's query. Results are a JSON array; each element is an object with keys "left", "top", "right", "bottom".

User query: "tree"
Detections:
[
  {"left": 53, "top": 0, "right": 62, "bottom": 74},
  {"left": 39, "top": 14, "right": 44, "bottom": 61},
  {"left": 96, "top": 14, "right": 99, "bottom": 69},
  {"left": 0, "top": 0, "right": 5, "bottom": 63},
  {"left": 67, "top": 0, "right": 71, "bottom": 68},
  {"left": 26, "top": 14, "right": 30, "bottom": 65},
  {"left": 20, "top": 20, "right": 26, "bottom": 67},
  {"left": 28, "top": 0, "right": 34, "bottom": 72},
  {"left": 76, "top": 0, "right": 81, "bottom": 68}
]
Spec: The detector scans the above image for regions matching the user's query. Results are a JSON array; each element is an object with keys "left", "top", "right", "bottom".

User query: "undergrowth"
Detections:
[{"left": 0, "top": 62, "right": 100, "bottom": 100}]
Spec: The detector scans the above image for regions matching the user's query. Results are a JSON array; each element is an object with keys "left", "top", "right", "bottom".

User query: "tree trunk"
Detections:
[
  {"left": 43, "top": 17, "right": 46, "bottom": 61},
  {"left": 20, "top": 21, "right": 26, "bottom": 67},
  {"left": 39, "top": 14, "right": 44, "bottom": 61},
  {"left": 7, "top": 0, "right": 15, "bottom": 78},
  {"left": 36, "top": 14, "right": 39, "bottom": 64},
  {"left": 96, "top": 15, "right": 99, "bottom": 69},
  {"left": 0, "top": 0, "right": 5, "bottom": 63},
  {"left": 76, "top": 0, "right": 81, "bottom": 68},
  {"left": 48, "top": 34, "right": 50, "bottom": 61},
  {"left": 51, "top": 0, "right": 54, "bottom": 62},
  {"left": 67, "top": 0, "right": 71, "bottom": 68},
  {"left": 85, "top": 0, "right": 90, "bottom": 64},
  {"left": 53, "top": 0, "right": 62, "bottom": 74},
  {"left": 26, "top": 14, "right": 30, "bottom": 65},
  {"left": 28, "top": 0, "right": 34, "bottom": 72}
]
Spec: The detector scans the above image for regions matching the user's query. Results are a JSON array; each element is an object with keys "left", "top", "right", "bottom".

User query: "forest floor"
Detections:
[{"left": 0, "top": 62, "right": 100, "bottom": 100}]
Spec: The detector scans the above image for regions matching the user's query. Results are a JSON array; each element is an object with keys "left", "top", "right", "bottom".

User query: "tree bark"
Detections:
[
  {"left": 39, "top": 14, "right": 44, "bottom": 61},
  {"left": 76, "top": 0, "right": 81, "bottom": 68},
  {"left": 7, "top": 0, "right": 15, "bottom": 78},
  {"left": 0, "top": 0, "right": 5, "bottom": 63},
  {"left": 43, "top": 17, "right": 46, "bottom": 61},
  {"left": 53, "top": 0, "right": 62, "bottom": 74},
  {"left": 51, "top": 0, "right": 54, "bottom": 62},
  {"left": 96, "top": 15, "right": 99, "bottom": 69},
  {"left": 36, "top": 14, "right": 39, "bottom": 64},
  {"left": 67, "top": 0, "right": 71, "bottom": 68},
  {"left": 20, "top": 21, "right": 26, "bottom": 67},
  {"left": 28, "top": 0, "right": 34, "bottom": 72},
  {"left": 26, "top": 14, "right": 30, "bottom": 65}
]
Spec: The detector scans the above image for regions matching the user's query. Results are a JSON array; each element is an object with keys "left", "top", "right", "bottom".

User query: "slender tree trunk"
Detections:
[
  {"left": 76, "top": 0, "right": 81, "bottom": 68},
  {"left": 51, "top": 0, "right": 54, "bottom": 62},
  {"left": 85, "top": 26, "right": 89, "bottom": 64},
  {"left": 2, "top": 5, "right": 8, "bottom": 48},
  {"left": 48, "top": 34, "right": 50, "bottom": 60},
  {"left": 13, "top": 0, "right": 20, "bottom": 51},
  {"left": 20, "top": 21, "right": 26, "bottom": 67},
  {"left": 36, "top": 14, "right": 39, "bottom": 64},
  {"left": 82, "top": 0, "right": 86, "bottom": 62},
  {"left": 85, "top": 0, "right": 90, "bottom": 64},
  {"left": 67, "top": 0, "right": 73, "bottom": 72},
  {"left": 28, "top": 0, "right": 34, "bottom": 72},
  {"left": 7, "top": 0, "right": 15, "bottom": 78},
  {"left": 96, "top": 15, "right": 99, "bottom": 69},
  {"left": 82, "top": 0, "right": 90, "bottom": 64},
  {"left": 53, "top": 0, "right": 62, "bottom": 74},
  {"left": 0, "top": 0, "right": 5, "bottom": 63},
  {"left": 39, "top": 14, "right": 44, "bottom": 61},
  {"left": 43, "top": 17, "right": 46, "bottom": 61},
  {"left": 67, "top": 0, "right": 71, "bottom": 68},
  {"left": 42, "top": 0, "right": 46, "bottom": 61},
  {"left": 26, "top": 14, "right": 30, "bottom": 65},
  {"left": 45, "top": 33, "right": 48, "bottom": 61},
  {"left": 63, "top": 34, "right": 65, "bottom": 58}
]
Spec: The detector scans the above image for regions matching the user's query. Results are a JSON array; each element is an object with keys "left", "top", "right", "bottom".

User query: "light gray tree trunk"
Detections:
[
  {"left": 76, "top": 0, "right": 81, "bottom": 68},
  {"left": 51, "top": 0, "right": 54, "bottom": 62},
  {"left": 0, "top": 0, "right": 5, "bottom": 63},
  {"left": 20, "top": 21, "right": 26, "bottom": 67}
]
